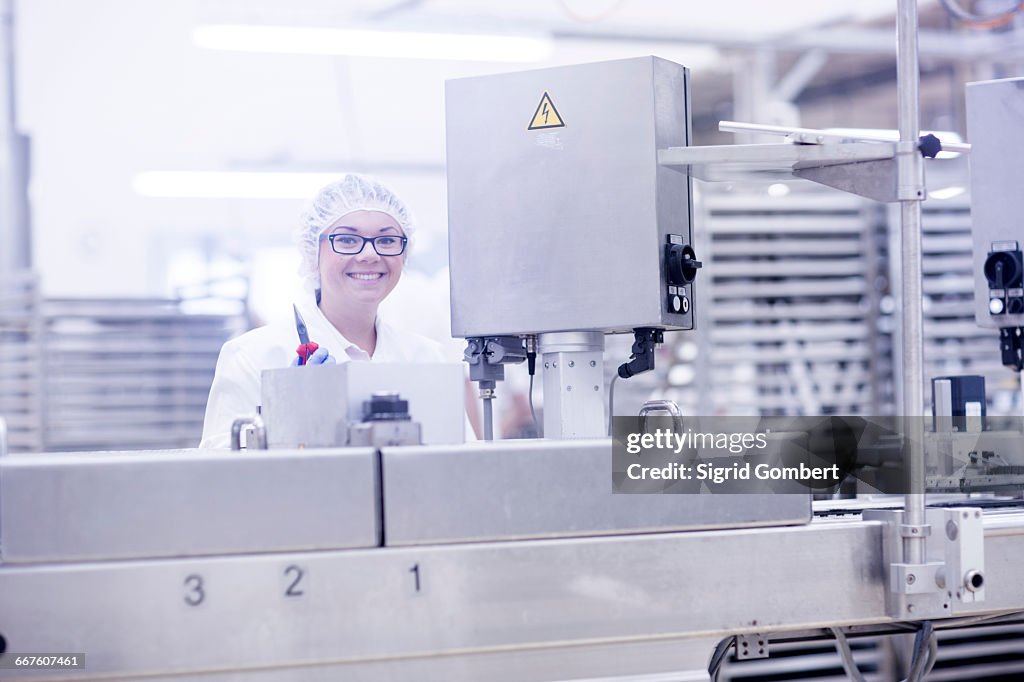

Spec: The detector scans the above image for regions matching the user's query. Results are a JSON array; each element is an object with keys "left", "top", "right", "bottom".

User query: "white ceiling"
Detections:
[{"left": 15, "top": 0, "right": 943, "bottom": 305}]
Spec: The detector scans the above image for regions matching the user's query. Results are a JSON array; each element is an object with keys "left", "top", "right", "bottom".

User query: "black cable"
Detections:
[
  {"left": 903, "top": 621, "right": 935, "bottom": 682},
  {"left": 607, "top": 374, "right": 619, "bottom": 436},
  {"left": 526, "top": 347, "right": 539, "bottom": 437},
  {"left": 707, "top": 636, "right": 736, "bottom": 682}
]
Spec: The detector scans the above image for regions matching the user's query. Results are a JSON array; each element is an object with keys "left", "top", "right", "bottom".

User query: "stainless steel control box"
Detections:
[
  {"left": 445, "top": 56, "right": 695, "bottom": 337},
  {"left": 966, "top": 77, "right": 1024, "bottom": 328}
]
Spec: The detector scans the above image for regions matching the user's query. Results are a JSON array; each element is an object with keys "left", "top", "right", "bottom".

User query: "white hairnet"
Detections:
[{"left": 296, "top": 174, "right": 416, "bottom": 292}]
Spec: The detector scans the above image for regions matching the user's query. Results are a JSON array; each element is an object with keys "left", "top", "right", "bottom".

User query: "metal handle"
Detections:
[
  {"left": 638, "top": 399, "right": 684, "bottom": 434},
  {"left": 231, "top": 416, "right": 267, "bottom": 451}
]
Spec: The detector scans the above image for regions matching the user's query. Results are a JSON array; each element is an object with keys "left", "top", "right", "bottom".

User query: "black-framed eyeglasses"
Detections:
[{"left": 323, "top": 233, "right": 408, "bottom": 256}]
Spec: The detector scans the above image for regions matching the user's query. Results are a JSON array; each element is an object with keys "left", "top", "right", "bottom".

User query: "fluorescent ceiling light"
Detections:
[
  {"left": 928, "top": 185, "right": 966, "bottom": 200},
  {"left": 192, "top": 25, "right": 553, "bottom": 62},
  {"left": 133, "top": 171, "right": 345, "bottom": 198}
]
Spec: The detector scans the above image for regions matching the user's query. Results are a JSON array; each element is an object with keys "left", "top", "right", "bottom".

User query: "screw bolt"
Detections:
[{"left": 907, "top": 574, "right": 916, "bottom": 585}]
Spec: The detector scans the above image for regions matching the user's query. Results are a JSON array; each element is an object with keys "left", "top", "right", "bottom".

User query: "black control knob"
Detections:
[
  {"left": 666, "top": 244, "right": 703, "bottom": 286},
  {"left": 918, "top": 133, "right": 942, "bottom": 159},
  {"left": 984, "top": 251, "right": 1022, "bottom": 289}
]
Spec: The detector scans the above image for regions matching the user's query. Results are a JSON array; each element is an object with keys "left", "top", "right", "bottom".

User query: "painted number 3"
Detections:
[{"left": 184, "top": 574, "right": 205, "bottom": 606}]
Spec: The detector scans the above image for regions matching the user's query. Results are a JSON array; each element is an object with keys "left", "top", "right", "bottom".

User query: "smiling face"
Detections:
[{"left": 318, "top": 210, "right": 406, "bottom": 310}]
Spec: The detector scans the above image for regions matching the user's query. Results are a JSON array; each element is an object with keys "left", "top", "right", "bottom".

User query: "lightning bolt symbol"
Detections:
[{"left": 542, "top": 102, "right": 549, "bottom": 124}]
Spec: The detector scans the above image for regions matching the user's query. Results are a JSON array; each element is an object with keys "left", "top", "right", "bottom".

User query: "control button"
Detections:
[
  {"left": 681, "top": 296, "right": 690, "bottom": 314},
  {"left": 1009, "top": 298, "right": 1024, "bottom": 315},
  {"left": 990, "top": 298, "right": 1005, "bottom": 315},
  {"left": 671, "top": 295, "right": 682, "bottom": 313},
  {"left": 668, "top": 285, "right": 678, "bottom": 295},
  {"left": 665, "top": 243, "right": 703, "bottom": 286}
]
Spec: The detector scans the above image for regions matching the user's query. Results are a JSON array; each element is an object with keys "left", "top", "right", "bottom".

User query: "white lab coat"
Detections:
[{"left": 199, "top": 296, "right": 447, "bottom": 449}]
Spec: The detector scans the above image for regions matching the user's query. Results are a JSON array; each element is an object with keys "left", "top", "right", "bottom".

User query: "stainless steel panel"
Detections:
[
  {"left": 261, "top": 362, "right": 464, "bottom": 448},
  {"left": 382, "top": 439, "right": 810, "bottom": 545},
  {"left": 967, "top": 77, "right": 1024, "bottom": 328},
  {"left": 446, "top": 56, "right": 693, "bottom": 337},
  {"left": 0, "top": 448, "right": 380, "bottom": 562},
  {"left": 0, "top": 521, "right": 884, "bottom": 680},
  {"left": 2, "top": 514, "right": 1023, "bottom": 680}
]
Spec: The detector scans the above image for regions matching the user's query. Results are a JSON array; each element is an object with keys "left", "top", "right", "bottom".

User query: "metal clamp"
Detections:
[
  {"left": 735, "top": 634, "right": 769, "bottom": 660},
  {"left": 865, "top": 506, "right": 986, "bottom": 618},
  {"left": 231, "top": 415, "right": 267, "bottom": 451}
]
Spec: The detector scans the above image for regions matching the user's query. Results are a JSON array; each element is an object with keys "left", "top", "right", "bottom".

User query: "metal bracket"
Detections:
[
  {"left": 348, "top": 421, "right": 422, "bottom": 447},
  {"left": 464, "top": 336, "right": 526, "bottom": 384},
  {"left": 865, "top": 506, "right": 985, "bottom": 618},
  {"left": 230, "top": 415, "right": 267, "bottom": 451},
  {"left": 930, "top": 507, "right": 986, "bottom": 605},
  {"left": 735, "top": 634, "right": 769, "bottom": 660},
  {"left": 1000, "top": 327, "right": 1024, "bottom": 371},
  {"left": 864, "top": 509, "right": 945, "bottom": 618},
  {"left": 794, "top": 158, "right": 898, "bottom": 203},
  {"left": 890, "top": 561, "right": 944, "bottom": 595}
]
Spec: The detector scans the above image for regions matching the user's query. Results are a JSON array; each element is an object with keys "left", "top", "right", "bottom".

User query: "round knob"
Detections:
[
  {"left": 984, "top": 252, "right": 1021, "bottom": 288},
  {"left": 666, "top": 244, "right": 702, "bottom": 286}
]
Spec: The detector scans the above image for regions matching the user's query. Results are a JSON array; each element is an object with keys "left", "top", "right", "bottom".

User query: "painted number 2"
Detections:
[{"left": 285, "top": 565, "right": 305, "bottom": 597}]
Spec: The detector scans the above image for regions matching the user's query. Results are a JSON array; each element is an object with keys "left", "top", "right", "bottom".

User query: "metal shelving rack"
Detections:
[
  {"left": 40, "top": 298, "right": 245, "bottom": 451},
  {"left": 678, "top": 186, "right": 887, "bottom": 416},
  {"left": 0, "top": 271, "right": 44, "bottom": 453},
  {"left": 0, "top": 285, "right": 246, "bottom": 454}
]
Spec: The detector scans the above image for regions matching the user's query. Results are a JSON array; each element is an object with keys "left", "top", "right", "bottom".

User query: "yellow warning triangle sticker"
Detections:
[{"left": 528, "top": 92, "right": 565, "bottom": 130}]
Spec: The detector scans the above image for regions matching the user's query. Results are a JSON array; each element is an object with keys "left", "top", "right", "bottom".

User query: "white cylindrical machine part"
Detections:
[{"left": 539, "top": 332, "right": 606, "bottom": 439}]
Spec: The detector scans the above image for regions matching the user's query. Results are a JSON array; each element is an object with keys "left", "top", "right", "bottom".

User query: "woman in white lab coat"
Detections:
[{"left": 199, "top": 174, "right": 447, "bottom": 449}]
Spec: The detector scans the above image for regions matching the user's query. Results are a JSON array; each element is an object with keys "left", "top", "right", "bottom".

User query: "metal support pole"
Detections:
[
  {"left": 0, "top": 0, "right": 30, "bottom": 275},
  {"left": 897, "top": 0, "right": 928, "bottom": 566}
]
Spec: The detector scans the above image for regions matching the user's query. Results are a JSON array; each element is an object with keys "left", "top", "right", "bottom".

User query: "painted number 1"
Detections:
[{"left": 409, "top": 563, "right": 421, "bottom": 592}]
